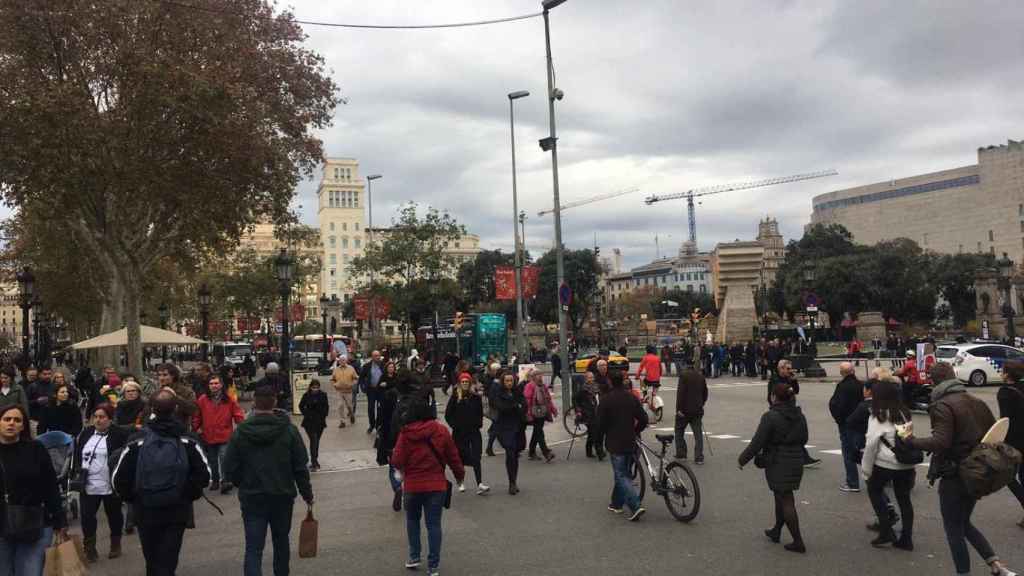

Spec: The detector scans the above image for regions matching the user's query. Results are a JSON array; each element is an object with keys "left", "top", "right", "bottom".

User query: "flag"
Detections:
[
  {"left": 495, "top": 266, "right": 516, "bottom": 300},
  {"left": 522, "top": 266, "right": 540, "bottom": 298}
]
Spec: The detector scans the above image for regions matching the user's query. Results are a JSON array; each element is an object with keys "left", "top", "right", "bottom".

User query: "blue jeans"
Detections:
[
  {"left": 0, "top": 526, "right": 53, "bottom": 576},
  {"left": 204, "top": 442, "right": 227, "bottom": 484},
  {"left": 405, "top": 491, "right": 445, "bottom": 571},
  {"left": 837, "top": 425, "right": 860, "bottom": 489},
  {"left": 241, "top": 496, "right": 294, "bottom": 576},
  {"left": 610, "top": 453, "right": 641, "bottom": 513}
]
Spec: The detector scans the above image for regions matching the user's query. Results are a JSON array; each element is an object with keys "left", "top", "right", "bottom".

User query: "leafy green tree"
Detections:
[
  {"left": 0, "top": 1, "right": 340, "bottom": 375},
  {"left": 861, "top": 238, "right": 936, "bottom": 325},
  {"left": 931, "top": 252, "right": 994, "bottom": 327},
  {"left": 533, "top": 249, "right": 602, "bottom": 332}
]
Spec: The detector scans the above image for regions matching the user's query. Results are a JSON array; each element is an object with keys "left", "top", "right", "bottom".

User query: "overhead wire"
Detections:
[{"left": 153, "top": 0, "right": 543, "bottom": 30}]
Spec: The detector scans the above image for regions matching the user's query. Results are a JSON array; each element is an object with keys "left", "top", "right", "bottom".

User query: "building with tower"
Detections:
[{"left": 318, "top": 158, "right": 367, "bottom": 303}]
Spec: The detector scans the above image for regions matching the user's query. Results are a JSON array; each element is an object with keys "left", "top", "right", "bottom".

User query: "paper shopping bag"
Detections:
[
  {"left": 45, "top": 536, "right": 89, "bottom": 576},
  {"left": 298, "top": 507, "right": 318, "bottom": 558}
]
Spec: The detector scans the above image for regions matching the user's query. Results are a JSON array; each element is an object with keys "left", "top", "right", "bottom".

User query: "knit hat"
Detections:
[{"left": 458, "top": 372, "right": 473, "bottom": 383}]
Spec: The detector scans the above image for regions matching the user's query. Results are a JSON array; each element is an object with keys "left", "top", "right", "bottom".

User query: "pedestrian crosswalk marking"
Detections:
[
  {"left": 819, "top": 449, "right": 843, "bottom": 455},
  {"left": 710, "top": 434, "right": 740, "bottom": 439}
]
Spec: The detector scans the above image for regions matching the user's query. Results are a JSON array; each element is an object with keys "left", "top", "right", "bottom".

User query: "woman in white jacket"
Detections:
[{"left": 861, "top": 375, "right": 917, "bottom": 550}]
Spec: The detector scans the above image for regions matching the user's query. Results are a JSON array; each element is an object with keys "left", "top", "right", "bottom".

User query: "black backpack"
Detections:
[{"left": 134, "top": 429, "right": 189, "bottom": 508}]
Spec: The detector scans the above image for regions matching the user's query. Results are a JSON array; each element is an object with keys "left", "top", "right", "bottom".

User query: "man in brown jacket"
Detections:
[
  {"left": 674, "top": 365, "right": 708, "bottom": 463},
  {"left": 330, "top": 356, "right": 359, "bottom": 427},
  {"left": 907, "top": 362, "right": 1014, "bottom": 576}
]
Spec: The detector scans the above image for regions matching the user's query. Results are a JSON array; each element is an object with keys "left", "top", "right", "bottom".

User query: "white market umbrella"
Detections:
[{"left": 70, "top": 325, "right": 207, "bottom": 350}]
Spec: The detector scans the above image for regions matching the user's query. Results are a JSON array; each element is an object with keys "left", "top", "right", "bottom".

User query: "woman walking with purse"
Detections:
[
  {"left": 524, "top": 369, "right": 556, "bottom": 462},
  {"left": 0, "top": 404, "right": 69, "bottom": 575},
  {"left": 738, "top": 383, "right": 808, "bottom": 553}
]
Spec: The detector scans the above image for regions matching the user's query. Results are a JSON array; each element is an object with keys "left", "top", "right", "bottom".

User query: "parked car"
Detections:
[{"left": 948, "top": 343, "right": 1024, "bottom": 386}]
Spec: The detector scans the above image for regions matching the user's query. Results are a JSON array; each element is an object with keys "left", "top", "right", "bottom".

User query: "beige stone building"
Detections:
[
  {"left": 236, "top": 220, "right": 322, "bottom": 320},
  {"left": 757, "top": 217, "right": 786, "bottom": 286},
  {"left": 810, "top": 139, "right": 1024, "bottom": 260},
  {"left": 0, "top": 284, "right": 26, "bottom": 350}
]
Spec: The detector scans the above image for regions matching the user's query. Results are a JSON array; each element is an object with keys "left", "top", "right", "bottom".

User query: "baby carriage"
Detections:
[{"left": 36, "top": 430, "right": 79, "bottom": 521}]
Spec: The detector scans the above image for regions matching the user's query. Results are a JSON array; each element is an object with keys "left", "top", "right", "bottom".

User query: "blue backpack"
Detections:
[{"left": 134, "top": 429, "right": 189, "bottom": 508}]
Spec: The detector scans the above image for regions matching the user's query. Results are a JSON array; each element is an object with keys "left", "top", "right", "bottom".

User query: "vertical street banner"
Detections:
[
  {"left": 494, "top": 266, "right": 516, "bottom": 300},
  {"left": 522, "top": 265, "right": 540, "bottom": 298},
  {"left": 354, "top": 296, "right": 390, "bottom": 320}
]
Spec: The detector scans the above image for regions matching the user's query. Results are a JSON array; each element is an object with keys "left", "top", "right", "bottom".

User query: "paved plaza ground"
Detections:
[{"left": 87, "top": 362, "right": 1022, "bottom": 575}]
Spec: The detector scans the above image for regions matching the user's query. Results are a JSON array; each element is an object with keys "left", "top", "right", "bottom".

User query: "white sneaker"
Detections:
[
  {"left": 457, "top": 483, "right": 465, "bottom": 493},
  {"left": 476, "top": 483, "right": 490, "bottom": 495}
]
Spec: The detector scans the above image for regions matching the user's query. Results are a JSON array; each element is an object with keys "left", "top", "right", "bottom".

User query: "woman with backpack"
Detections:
[
  {"left": 860, "top": 376, "right": 916, "bottom": 550},
  {"left": 738, "top": 382, "right": 808, "bottom": 553},
  {"left": 390, "top": 398, "right": 465, "bottom": 576},
  {"left": 999, "top": 359, "right": 1024, "bottom": 528},
  {"left": 524, "top": 369, "right": 556, "bottom": 462},
  {"left": 445, "top": 372, "right": 489, "bottom": 495}
]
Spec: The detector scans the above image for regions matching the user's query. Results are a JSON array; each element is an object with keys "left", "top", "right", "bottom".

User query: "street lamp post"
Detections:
[
  {"left": 540, "top": 0, "right": 572, "bottom": 402},
  {"left": 16, "top": 267, "right": 34, "bottom": 364},
  {"left": 158, "top": 303, "right": 170, "bottom": 363},
  {"left": 276, "top": 249, "right": 296, "bottom": 381},
  {"left": 198, "top": 284, "right": 211, "bottom": 362},
  {"left": 31, "top": 299, "right": 42, "bottom": 367},
  {"left": 508, "top": 89, "right": 530, "bottom": 359},
  {"left": 366, "top": 174, "right": 383, "bottom": 350},
  {"left": 802, "top": 264, "right": 826, "bottom": 377},
  {"left": 320, "top": 293, "right": 330, "bottom": 365},
  {"left": 998, "top": 252, "right": 1017, "bottom": 343}
]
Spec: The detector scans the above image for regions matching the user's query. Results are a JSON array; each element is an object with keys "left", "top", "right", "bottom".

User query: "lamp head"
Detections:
[
  {"left": 542, "top": 0, "right": 568, "bottom": 10},
  {"left": 366, "top": 174, "right": 382, "bottom": 182},
  {"left": 508, "top": 90, "right": 530, "bottom": 100}
]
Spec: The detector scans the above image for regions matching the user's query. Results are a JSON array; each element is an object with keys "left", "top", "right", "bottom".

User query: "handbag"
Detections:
[
  {"left": 422, "top": 436, "right": 453, "bottom": 509},
  {"left": 0, "top": 461, "right": 45, "bottom": 543},
  {"left": 298, "top": 506, "right": 318, "bottom": 558},
  {"left": 881, "top": 433, "right": 924, "bottom": 465},
  {"left": 531, "top": 385, "right": 550, "bottom": 419}
]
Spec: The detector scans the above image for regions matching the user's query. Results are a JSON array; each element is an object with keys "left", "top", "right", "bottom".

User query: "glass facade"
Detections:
[{"left": 814, "top": 174, "right": 979, "bottom": 212}]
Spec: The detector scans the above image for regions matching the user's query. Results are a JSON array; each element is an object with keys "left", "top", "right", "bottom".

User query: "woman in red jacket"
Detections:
[
  {"left": 391, "top": 398, "right": 465, "bottom": 576},
  {"left": 192, "top": 375, "right": 244, "bottom": 493}
]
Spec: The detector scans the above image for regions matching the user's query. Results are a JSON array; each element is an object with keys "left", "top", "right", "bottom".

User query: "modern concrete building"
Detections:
[
  {"left": 711, "top": 241, "right": 764, "bottom": 343},
  {"left": 810, "top": 139, "right": 1024, "bottom": 260}
]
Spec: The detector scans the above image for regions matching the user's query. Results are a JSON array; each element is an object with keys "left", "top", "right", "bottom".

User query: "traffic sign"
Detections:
[
  {"left": 559, "top": 282, "right": 573, "bottom": 307},
  {"left": 803, "top": 292, "right": 820, "bottom": 308}
]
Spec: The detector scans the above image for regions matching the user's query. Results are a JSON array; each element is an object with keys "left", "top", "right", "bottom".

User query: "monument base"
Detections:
[{"left": 716, "top": 285, "right": 757, "bottom": 343}]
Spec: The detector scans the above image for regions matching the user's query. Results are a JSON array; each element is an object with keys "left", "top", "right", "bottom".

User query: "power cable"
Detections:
[{"left": 154, "top": 0, "right": 542, "bottom": 30}]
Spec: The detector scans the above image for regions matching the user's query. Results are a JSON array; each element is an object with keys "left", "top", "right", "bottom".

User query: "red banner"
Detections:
[
  {"left": 354, "top": 296, "right": 390, "bottom": 321},
  {"left": 522, "top": 265, "right": 539, "bottom": 298},
  {"left": 495, "top": 267, "right": 515, "bottom": 300},
  {"left": 274, "top": 303, "right": 306, "bottom": 322}
]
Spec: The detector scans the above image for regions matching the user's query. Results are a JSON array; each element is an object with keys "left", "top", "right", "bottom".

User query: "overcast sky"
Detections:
[{"left": 286, "top": 0, "right": 1023, "bottom": 269}]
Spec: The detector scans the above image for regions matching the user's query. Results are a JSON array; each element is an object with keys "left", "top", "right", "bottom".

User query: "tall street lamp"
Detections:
[
  {"left": 16, "top": 267, "right": 34, "bottom": 363},
  {"left": 539, "top": 0, "right": 571, "bottom": 401},
  {"left": 998, "top": 252, "right": 1016, "bottom": 343},
  {"left": 320, "top": 293, "right": 330, "bottom": 365},
  {"left": 198, "top": 284, "right": 211, "bottom": 362},
  {"left": 159, "top": 303, "right": 170, "bottom": 363},
  {"left": 366, "top": 173, "right": 383, "bottom": 349},
  {"left": 31, "top": 298, "right": 42, "bottom": 367},
  {"left": 802, "top": 263, "right": 826, "bottom": 377},
  {"left": 508, "top": 89, "right": 530, "bottom": 359},
  {"left": 276, "top": 248, "right": 296, "bottom": 379}
]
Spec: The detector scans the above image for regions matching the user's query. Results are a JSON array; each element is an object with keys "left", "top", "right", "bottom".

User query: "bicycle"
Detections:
[
  {"left": 629, "top": 433, "right": 700, "bottom": 522},
  {"left": 562, "top": 393, "right": 592, "bottom": 439},
  {"left": 640, "top": 383, "right": 664, "bottom": 423}
]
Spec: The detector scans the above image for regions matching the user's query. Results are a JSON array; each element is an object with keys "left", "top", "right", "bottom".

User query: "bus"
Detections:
[
  {"left": 291, "top": 334, "right": 355, "bottom": 370},
  {"left": 415, "top": 313, "right": 507, "bottom": 366},
  {"left": 212, "top": 341, "right": 254, "bottom": 367}
]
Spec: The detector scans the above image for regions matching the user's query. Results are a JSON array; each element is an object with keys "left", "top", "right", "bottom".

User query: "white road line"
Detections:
[
  {"left": 710, "top": 434, "right": 741, "bottom": 439},
  {"left": 819, "top": 449, "right": 843, "bottom": 455}
]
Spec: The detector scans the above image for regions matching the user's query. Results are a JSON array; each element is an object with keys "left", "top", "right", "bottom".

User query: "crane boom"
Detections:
[
  {"left": 537, "top": 187, "right": 641, "bottom": 217},
  {"left": 644, "top": 169, "right": 838, "bottom": 246}
]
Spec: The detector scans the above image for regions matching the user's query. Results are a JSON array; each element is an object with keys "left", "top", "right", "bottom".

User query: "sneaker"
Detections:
[
  {"left": 694, "top": 457, "right": 704, "bottom": 466},
  {"left": 803, "top": 458, "right": 821, "bottom": 468},
  {"left": 839, "top": 484, "right": 861, "bottom": 493},
  {"left": 457, "top": 483, "right": 465, "bottom": 493},
  {"left": 476, "top": 484, "right": 490, "bottom": 495},
  {"left": 428, "top": 570, "right": 440, "bottom": 576},
  {"left": 608, "top": 505, "right": 623, "bottom": 514},
  {"left": 405, "top": 559, "right": 421, "bottom": 569},
  {"left": 544, "top": 452, "right": 556, "bottom": 463},
  {"left": 628, "top": 507, "right": 646, "bottom": 522}
]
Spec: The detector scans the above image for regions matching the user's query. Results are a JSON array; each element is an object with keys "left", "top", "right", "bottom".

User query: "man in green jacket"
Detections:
[{"left": 223, "top": 386, "right": 314, "bottom": 576}]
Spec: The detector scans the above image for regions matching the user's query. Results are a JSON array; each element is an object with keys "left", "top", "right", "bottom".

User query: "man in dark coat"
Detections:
[
  {"left": 595, "top": 371, "right": 648, "bottom": 521},
  {"left": 674, "top": 366, "right": 708, "bottom": 463},
  {"left": 828, "top": 362, "right": 863, "bottom": 492}
]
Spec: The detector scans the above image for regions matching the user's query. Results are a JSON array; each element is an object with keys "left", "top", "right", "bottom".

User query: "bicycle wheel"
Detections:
[
  {"left": 630, "top": 454, "right": 646, "bottom": 501},
  {"left": 562, "top": 408, "right": 588, "bottom": 438},
  {"left": 654, "top": 406, "right": 664, "bottom": 423},
  {"left": 663, "top": 461, "right": 700, "bottom": 522}
]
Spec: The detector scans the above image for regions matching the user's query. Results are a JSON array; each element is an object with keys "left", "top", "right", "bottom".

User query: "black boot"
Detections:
[
  {"left": 108, "top": 535, "right": 122, "bottom": 559},
  {"left": 84, "top": 536, "right": 99, "bottom": 563}
]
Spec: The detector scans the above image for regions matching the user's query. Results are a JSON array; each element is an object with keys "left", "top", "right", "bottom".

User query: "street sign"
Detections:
[
  {"left": 806, "top": 305, "right": 818, "bottom": 313},
  {"left": 559, "top": 282, "right": 572, "bottom": 307},
  {"left": 803, "top": 292, "right": 820, "bottom": 309}
]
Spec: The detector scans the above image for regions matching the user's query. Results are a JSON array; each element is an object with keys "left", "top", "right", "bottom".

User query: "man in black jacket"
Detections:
[
  {"left": 829, "top": 362, "right": 863, "bottom": 492},
  {"left": 112, "top": 389, "right": 211, "bottom": 576},
  {"left": 595, "top": 371, "right": 649, "bottom": 521},
  {"left": 675, "top": 366, "right": 708, "bottom": 463}
]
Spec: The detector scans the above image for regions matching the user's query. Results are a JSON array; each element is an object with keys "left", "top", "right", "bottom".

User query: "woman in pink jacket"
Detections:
[
  {"left": 192, "top": 375, "right": 245, "bottom": 493},
  {"left": 524, "top": 369, "right": 557, "bottom": 462}
]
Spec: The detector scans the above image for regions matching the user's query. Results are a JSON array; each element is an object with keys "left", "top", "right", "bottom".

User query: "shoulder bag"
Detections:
[
  {"left": 880, "top": 433, "right": 925, "bottom": 465},
  {"left": 0, "top": 459, "right": 45, "bottom": 542}
]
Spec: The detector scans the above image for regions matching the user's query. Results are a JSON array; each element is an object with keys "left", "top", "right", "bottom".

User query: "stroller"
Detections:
[{"left": 37, "top": 430, "right": 79, "bottom": 521}]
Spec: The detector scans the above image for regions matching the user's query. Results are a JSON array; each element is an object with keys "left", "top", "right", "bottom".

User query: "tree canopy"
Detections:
[{"left": 533, "top": 248, "right": 602, "bottom": 331}]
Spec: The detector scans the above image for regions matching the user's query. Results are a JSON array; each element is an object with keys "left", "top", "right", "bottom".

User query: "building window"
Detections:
[
  {"left": 991, "top": 246, "right": 996, "bottom": 254},
  {"left": 989, "top": 230, "right": 994, "bottom": 242},
  {"left": 329, "top": 222, "right": 335, "bottom": 232},
  {"left": 958, "top": 244, "right": 963, "bottom": 253},
  {"left": 455, "top": 242, "right": 461, "bottom": 248},
  {"left": 1019, "top": 203, "right": 1022, "bottom": 216},
  {"left": 978, "top": 242, "right": 982, "bottom": 252},
  {"left": 334, "top": 168, "right": 339, "bottom": 180},
  {"left": 354, "top": 239, "right": 361, "bottom": 248},
  {"left": 329, "top": 269, "right": 335, "bottom": 276},
  {"left": 329, "top": 254, "right": 336, "bottom": 264},
  {"left": 328, "top": 236, "right": 336, "bottom": 248},
  {"left": 923, "top": 233, "right": 928, "bottom": 246},
  {"left": 342, "top": 238, "right": 349, "bottom": 249},
  {"left": 700, "top": 284, "right": 707, "bottom": 293},
  {"left": 353, "top": 192, "right": 358, "bottom": 208},
  {"left": 687, "top": 285, "right": 693, "bottom": 292},
  {"left": 355, "top": 222, "right": 360, "bottom": 231}
]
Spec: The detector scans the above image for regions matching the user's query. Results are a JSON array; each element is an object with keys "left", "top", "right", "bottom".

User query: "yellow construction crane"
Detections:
[
  {"left": 536, "top": 187, "right": 641, "bottom": 217},
  {"left": 645, "top": 169, "right": 838, "bottom": 248}
]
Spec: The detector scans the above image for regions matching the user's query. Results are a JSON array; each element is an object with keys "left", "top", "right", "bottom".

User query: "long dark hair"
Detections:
[
  {"left": 0, "top": 404, "right": 32, "bottom": 442},
  {"left": 1003, "top": 360, "right": 1024, "bottom": 387},
  {"left": 871, "top": 377, "right": 910, "bottom": 424}
]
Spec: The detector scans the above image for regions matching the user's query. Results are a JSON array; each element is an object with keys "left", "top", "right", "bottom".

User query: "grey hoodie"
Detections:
[{"left": 930, "top": 378, "right": 965, "bottom": 404}]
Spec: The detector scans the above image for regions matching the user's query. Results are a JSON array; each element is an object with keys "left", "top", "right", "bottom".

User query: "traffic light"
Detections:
[
  {"left": 453, "top": 311, "right": 464, "bottom": 330},
  {"left": 594, "top": 245, "right": 600, "bottom": 259}
]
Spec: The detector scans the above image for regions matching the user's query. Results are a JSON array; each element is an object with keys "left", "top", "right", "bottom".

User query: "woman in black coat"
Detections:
[
  {"left": 998, "top": 360, "right": 1024, "bottom": 526},
  {"left": 445, "top": 373, "right": 488, "bottom": 494},
  {"left": 492, "top": 371, "right": 527, "bottom": 495},
  {"left": 298, "top": 380, "right": 329, "bottom": 471},
  {"left": 39, "top": 383, "right": 83, "bottom": 437},
  {"left": 738, "top": 382, "right": 808, "bottom": 553}
]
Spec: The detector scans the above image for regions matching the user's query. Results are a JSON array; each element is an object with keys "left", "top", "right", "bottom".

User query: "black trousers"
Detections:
[
  {"left": 304, "top": 426, "right": 324, "bottom": 465},
  {"left": 138, "top": 523, "right": 186, "bottom": 576},
  {"left": 528, "top": 418, "right": 550, "bottom": 456},
  {"left": 455, "top": 430, "right": 483, "bottom": 485},
  {"left": 366, "top": 389, "right": 380, "bottom": 429},
  {"left": 867, "top": 466, "right": 914, "bottom": 541},
  {"left": 80, "top": 493, "right": 124, "bottom": 541}
]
